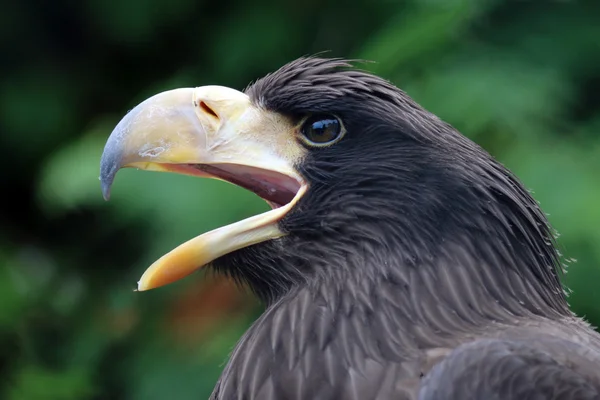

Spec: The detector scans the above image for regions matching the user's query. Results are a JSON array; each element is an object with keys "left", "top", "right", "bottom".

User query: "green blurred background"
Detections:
[{"left": 1, "top": 0, "right": 599, "bottom": 398}]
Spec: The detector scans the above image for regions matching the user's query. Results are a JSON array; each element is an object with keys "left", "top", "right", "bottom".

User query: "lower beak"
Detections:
[{"left": 100, "top": 86, "right": 306, "bottom": 291}]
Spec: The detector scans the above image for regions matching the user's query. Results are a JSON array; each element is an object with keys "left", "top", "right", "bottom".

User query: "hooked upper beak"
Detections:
[{"left": 100, "top": 86, "right": 307, "bottom": 291}]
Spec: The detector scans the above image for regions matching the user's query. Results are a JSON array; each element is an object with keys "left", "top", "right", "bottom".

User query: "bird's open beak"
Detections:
[{"left": 100, "top": 86, "right": 307, "bottom": 291}]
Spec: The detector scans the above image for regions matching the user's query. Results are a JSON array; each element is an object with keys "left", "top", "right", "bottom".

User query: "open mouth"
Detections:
[
  {"left": 99, "top": 85, "right": 310, "bottom": 291},
  {"left": 114, "top": 160, "right": 307, "bottom": 292},
  {"left": 191, "top": 164, "right": 301, "bottom": 209}
]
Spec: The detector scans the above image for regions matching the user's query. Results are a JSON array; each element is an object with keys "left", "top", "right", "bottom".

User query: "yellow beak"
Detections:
[{"left": 100, "top": 86, "right": 307, "bottom": 291}]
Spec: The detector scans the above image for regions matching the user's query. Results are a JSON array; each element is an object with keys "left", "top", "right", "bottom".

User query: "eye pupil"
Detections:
[{"left": 301, "top": 115, "right": 343, "bottom": 145}]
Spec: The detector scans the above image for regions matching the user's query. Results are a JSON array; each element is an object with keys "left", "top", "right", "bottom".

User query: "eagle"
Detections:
[{"left": 100, "top": 57, "right": 600, "bottom": 399}]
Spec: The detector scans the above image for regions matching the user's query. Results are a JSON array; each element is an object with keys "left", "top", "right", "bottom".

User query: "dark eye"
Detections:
[{"left": 300, "top": 114, "right": 345, "bottom": 146}]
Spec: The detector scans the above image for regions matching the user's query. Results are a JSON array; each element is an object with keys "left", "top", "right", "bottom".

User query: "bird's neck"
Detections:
[
  {"left": 248, "top": 238, "right": 567, "bottom": 365},
  {"left": 292, "top": 229, "right": 572, "bottom": 329},
  {"left": 216, "top": 232, "right": 578, "bottom": 399}
]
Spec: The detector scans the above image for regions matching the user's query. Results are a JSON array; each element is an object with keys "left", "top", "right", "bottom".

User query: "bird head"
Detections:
[{"left": 100, "top": 57, "right": 566, "bottom": 310}]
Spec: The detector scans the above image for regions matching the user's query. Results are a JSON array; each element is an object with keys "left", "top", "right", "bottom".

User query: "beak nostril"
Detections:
[{"left": 199, "top": 101, "right": 218, "bottom": 118}]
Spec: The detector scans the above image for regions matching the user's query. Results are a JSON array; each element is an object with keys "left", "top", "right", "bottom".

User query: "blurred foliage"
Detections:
[{"left": 1, "top": 0, "right": 599, "bottom": 398}]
